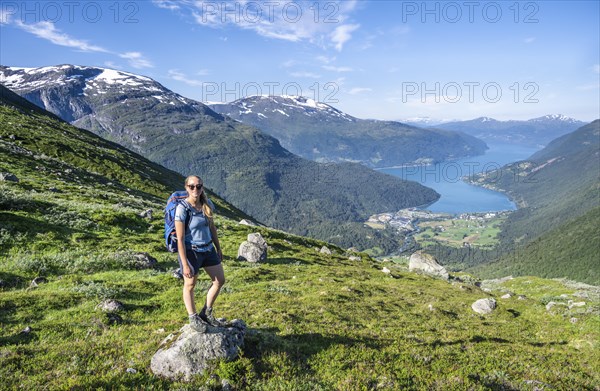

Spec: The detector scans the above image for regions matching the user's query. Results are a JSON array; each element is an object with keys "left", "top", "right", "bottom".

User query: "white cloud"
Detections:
[
  {"left": 323, "top": 65, "right": 352, "bottom": 72},
  {"left": 348, "top": 87, "right": 372, "bottom": 95},
  {"left": 168, "top": 69, "right": 204, "bottom": 87},
  {"left": 290, "top": 71, "right": 321, "bottom": 79},
  {"left": 15, "top": 20, "right": 108, "bottom": 52},
  {"left": 104, "top": 61, "right": 122, "bottom": 70},
  {"left": 524, "top": 37, "right": 536, "bottom": 44},
  {"left": 316, "top": 55, "right": 336, "bottom": 64},
  {"left": 152, "top": 0, "right": 181, "bottom": 10},
  {"left": 592, "top": 64, "right": 600, "bottom": 74},
  {"left": 119, "top": 52, "right": 153, "bottom": 69},
  {"left": 158, "top": 1, "right": 360, "bottom": 51},
  {"left": 331, "top": 24, "right": 360, "bottom": 51}
]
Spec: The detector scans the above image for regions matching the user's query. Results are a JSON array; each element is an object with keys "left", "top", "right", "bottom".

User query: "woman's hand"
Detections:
[{"left": 182, "top": 263, "right": 193, "bottom": 279}]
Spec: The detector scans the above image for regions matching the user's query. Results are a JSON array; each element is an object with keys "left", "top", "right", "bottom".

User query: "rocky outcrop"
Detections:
[
  {"left": 238, "top": 219, "right": 257, "bottom": 226},
  {"left": 237, "top": 233, "right": 267, "bottom": 263},
  {"left": 409, "top": 251, "right": 449, "bottom": 280},
  {"left": 151, "top": 320, "right": 246, "bottom": 381},
  {"left": 472, "top": 298, "right": 497, "bottom": 314},
  {"left": 96, "top": 299, "right": 125, "bottom": 313}
]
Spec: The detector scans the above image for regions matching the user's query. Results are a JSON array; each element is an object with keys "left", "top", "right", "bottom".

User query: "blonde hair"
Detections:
[{"left": 185, "top": 175, "right": 213, "bottom": 219}]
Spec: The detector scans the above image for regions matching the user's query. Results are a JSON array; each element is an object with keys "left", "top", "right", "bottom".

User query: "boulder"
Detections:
[
  {"left": 29, "top": 276, "right": 48, "bottom": 288},
  {"left": 319, "top": 246, "right": 332, "bottom": 255},
  {"left": 237, "top": 233, "right": 267, "bottom": 263},
  {"left": 409, "top": 251, "right": 449, "bottom": 280},
  {"left": 96, "top": 299, "right": 125, "bottom": 313},
  {"left": 348, "top": 256, "right": 361, "bottom": 261},
  {"left": 151, "top": 320, "right": 246, "bottom": 381},
  {"left": 472, "top": 298, "right": 497, "bottom": 315},
  {"left": 0, "top": 173, "right": 19, "bottom": 182},
  {"left": 139, "top": 209, "right": 153, "bottom": 219},
  {"left": 238, "top": 219, "right": 257, "bottom": 226}
]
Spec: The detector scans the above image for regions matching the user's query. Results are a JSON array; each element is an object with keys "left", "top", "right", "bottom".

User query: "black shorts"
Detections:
[{"left": 178, "top": 246, "right": 220, "bottom": 276}]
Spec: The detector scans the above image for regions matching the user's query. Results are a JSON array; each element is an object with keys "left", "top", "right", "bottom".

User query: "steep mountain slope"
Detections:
[
  {"left": 0, "top": 65, "right": 439, "bottom": 250},
  {"left": 1, "top": 89, "right": 598, "bottom": 390},
  {"left": 471, "top": 206, "right": 600, "bottom": 284},
  {"left": 434, "top": 115, "right": 585, "bottom": 146},
  {"left": 209, "top": 95, "right": 487, "bottom": 167},
  {"left": 467, "top": 120, "right": 600, "bottom": 282}
]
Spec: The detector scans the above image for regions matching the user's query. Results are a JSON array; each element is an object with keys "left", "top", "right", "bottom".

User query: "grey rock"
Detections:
[
  {"left": 237, "top": 233, "right": 267, "bottom": 263},
  {"left": 382, "top": 267, "right": 391, "bottom": 274},
  {"left": 319, "top": 246, "right": 332, "bottom": 255},
  {"left": 30, "top": 276, "right": 48, "bottom": 288},
  {"left": 21, "top": 326, "right": 31, "bottom": 334},
  {"left": 247, "top": 233, "right": 266, "bottom": 247},
  {"left": 568, "top": 301, "right": 586, "bottom": 309},
  {"left": 0, "top": 172, "right": 19, "bottom": 182},
  {"left": 570, "top": 317, "right": 579, "bottom": 324},
  {"left": 96, "top": 299, "right": 125, "bottom": 313},
  {"left": 501, "top": 293, "right": 512, "bottom": 299},
  {"left": 139, "top": 209, "right": 153, "bottom": 219},
  {"left": 472, "top": 298, "right": 497, "bottom": 314},
  {"left": 126, "top": 368, "right": 137, "bottom": 374},
  {"left": 348, "top": 256, "right": 361, "bottom": 261},
  {"left": 545, "top": 301, "right": 567, "bottom": 311},
  {"left": 409, "top": 251, "right": 449, "bottom": 280},
  {"left": 151, "top": 320, "right": 246, "bottom": 381},
  {"left": 238, "top": 219, "right": 257, "bottom": 226}
]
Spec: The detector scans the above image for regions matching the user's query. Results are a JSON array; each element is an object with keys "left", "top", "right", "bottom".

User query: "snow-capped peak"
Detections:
[{"left": 528, "top": 114, "right": 581, "bottom": 123}]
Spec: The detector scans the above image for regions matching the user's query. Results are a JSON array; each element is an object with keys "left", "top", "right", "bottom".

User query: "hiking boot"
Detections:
[
  {"left": 189, "top": 314, "right": 207, "bottom": 332},
  {"left": 200, "top": 307, "right": 229, "bottom": 327}
]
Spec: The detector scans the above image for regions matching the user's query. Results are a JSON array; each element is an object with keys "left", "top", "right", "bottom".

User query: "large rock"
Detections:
[
  {"left": 237, "top": 233, "right": 267, "bottom": 263},
  {"left": 0, "top": 172, "right": 19, "bottom": 182},
  {"left": 472, "top": 298, "right": 497, "bottom": 314},
  {"left": 409, "top": 251, "right": 449, "bottom": 280},
  {"left": 151, "top": 320, "right": 246, "bottom": 381}
]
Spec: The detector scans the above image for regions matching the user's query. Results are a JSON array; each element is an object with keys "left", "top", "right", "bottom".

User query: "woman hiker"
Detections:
[{"left": 175, "top": 175, "right": 227, "bottom": 331}]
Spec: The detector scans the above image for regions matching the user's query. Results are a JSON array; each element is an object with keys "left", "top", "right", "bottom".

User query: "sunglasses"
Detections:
[{"left": 187, "top": 184, "right": 203, "bottom": 190}]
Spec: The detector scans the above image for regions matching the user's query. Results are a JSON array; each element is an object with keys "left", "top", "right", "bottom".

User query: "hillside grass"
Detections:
[{"left": 1, "top": 100, "right": 599, "bottom": 390}]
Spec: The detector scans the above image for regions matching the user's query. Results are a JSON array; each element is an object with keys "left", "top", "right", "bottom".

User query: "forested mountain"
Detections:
[
  {"left": 210, "top": 95, "right": 487, "bottom": 167},
  {"left": 434, "top": 115, "right": 585, "bottom": 147},
  {"left": 468, "top": 120, "right": 600, "bottom": 283}
]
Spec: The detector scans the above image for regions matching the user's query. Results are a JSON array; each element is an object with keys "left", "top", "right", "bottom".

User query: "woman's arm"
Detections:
[
  {"left": 175, "top": 220, "right": 192, "bottom": 278},
  {"left": 209, "top": 219, "right": 223, "bottom": 262}
]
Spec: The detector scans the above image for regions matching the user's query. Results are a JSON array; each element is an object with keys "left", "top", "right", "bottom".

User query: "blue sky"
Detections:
[{"left": 1, "top": 0, "right": 598, "bottom": 121}]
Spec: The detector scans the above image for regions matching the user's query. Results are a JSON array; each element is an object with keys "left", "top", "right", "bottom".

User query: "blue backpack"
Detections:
[{"left": 164, "top": 191, "right": 191, "bottom": 252}]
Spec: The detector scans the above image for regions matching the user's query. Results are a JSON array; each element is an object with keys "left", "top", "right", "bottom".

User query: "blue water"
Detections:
[{"left": 379, "top": 143, "right": 541, "bottom": 214}]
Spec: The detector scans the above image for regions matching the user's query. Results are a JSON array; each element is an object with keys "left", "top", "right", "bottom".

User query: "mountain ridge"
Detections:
[{"left": 209, "top": 95, "right": 488, "bottom": 167}]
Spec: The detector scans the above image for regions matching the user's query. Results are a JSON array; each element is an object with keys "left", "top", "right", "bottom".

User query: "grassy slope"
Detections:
[
  {"left": 470, "top": 206, "right": 600, "bottom": 284},
  {"left": 1, "top": 102, "right": 599, "bottom": 390}
]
